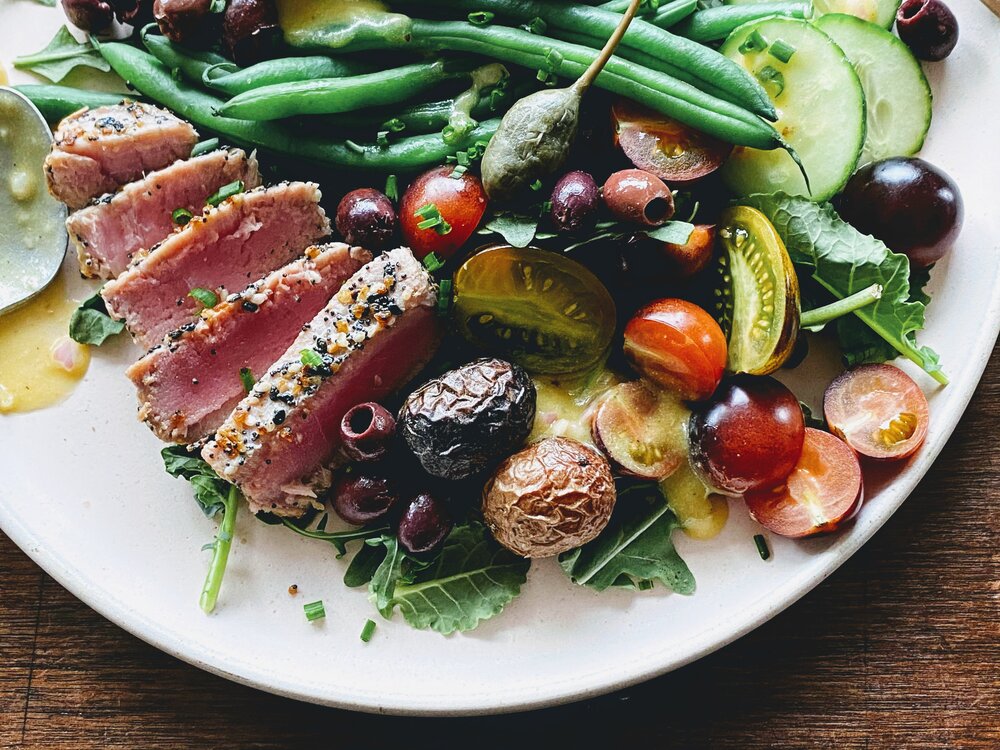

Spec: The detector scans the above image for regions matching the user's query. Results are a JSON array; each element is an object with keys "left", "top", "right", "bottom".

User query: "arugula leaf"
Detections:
[
  {"left": 69, "top": 291, "right": 125, "bottom": 346},
  {"left": 344, "top": 539, "right": 388, "bottom": 588},
  {"left": 161, "top": 445, "right": 230, "bottom": 518},
  {"left": 369, "top": 523, "right": 530, "bottom": 634},
  {"left": 34, "top": 0, "right": 57, "bottom": 6},
  {"left": 645, "top": 221, "right": 695, "bottom": 245},
  {"left": 483, "top": 212, "right": 539, "bottom": 248},
  {"left": 560, "top": 482, "right": 695, "bottom": 594},
  {"left": 743, "top": 193, "right": 945, "bottom": 384},
  {"left": 14, "top": 26, "right": 110, "bottom": 83}
]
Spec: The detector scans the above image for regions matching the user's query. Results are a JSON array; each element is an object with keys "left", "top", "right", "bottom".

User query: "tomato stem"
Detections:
[{"left": 800, "top": 283, "right": 882, "bottom": 330}]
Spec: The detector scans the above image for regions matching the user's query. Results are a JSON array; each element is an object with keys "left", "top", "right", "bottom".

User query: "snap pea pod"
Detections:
[
  {"left": 202, "top": 55, "right": 374, "bottom": 96},
  {"left": 12, "top": 84, "right": 130, "bottom": 123},
  {"left": 96, "top": 42, "right": 499, "bottom": 171},
  {"left": 343, "top": 20, "right": 782, "bottom": 149},
  {"left": 385, "top": 0, "right": 774, "bottom": 120},
  {"left": 599, "top": 0, "right": 699, "bottom": 27},
  {"left": 141, "top": 29, "right": 231, "bottom": 85},
  {"left": 218, "top": 58, "right": 481, "bottom": 120},
  {"left": 672, "top": 2, "right": 811, "bottom": 41}
]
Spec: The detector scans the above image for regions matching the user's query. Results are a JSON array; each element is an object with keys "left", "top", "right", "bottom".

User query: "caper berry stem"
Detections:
[
  {"left": 800, "top": 283, "right": 882, "bottom": 330},
  {"left": 574, "top": 0, "right": 643, "bottom": 94}
]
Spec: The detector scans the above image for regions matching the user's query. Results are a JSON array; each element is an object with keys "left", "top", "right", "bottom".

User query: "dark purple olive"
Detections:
[
  {"left": 602, "top": 169, "right": 674, "bottom": 227},
  {"left": 550, "top": 170, "right": 600, "bottom": 232},
  {"left": 329, "top": 468, "right": 400, "bottom": 526},
  {"left": 398, "top": 493, "right": 452, "bottom": 554},
  {"left": 223, "top": 0, "right": 281, "bottom": 66},
  {"left": 896, "top": 0, "right": 958, "bottom": 62},
  {"left": 838, "top": 157, "right": 963, "bottom": 268},
  {"left": 110, "top": 0, "right": 154, "bottom": 26},
  {"left": 63, "top": 0, "right": 115, "bottom": 32},
  {"left": 153, "top": 0, "right": 219, "bottom": 48},
  {"left": 340, "top": 402, "right": 396, "bottom": 462},
  {"left": 335, "top": 189, "right": 397, "bottom": 249}
]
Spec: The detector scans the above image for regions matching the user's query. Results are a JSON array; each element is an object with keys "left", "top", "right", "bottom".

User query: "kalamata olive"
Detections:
[
  {"left": 110, "top": 0, "right": 154, "bottom": 26},
  {"left": 602, "top": 169, "right": 675, "bottom": 227},
  {"left": 63, "top": 0, "right": 115, "bottom": 32},
  {"left": 549, "top": 170, "right": 600, "bottom": 232},
  {"left": 223, "top": 0, "right": 281, "bottom": 66},
  {"left": 329, "top": 468, "right": 400, "bottom": 526},
  {"left": 153, "top": 0, "right": 219, "bottom": 48},
  {"left": 335, "top": 188, "right": 397, "bottom": 250},
  {"left": 838, "top": 157, "right": 963, "bottom": 267},
  {"left": 896, "top": 0, "right": 958, "bottom": 61},
  {"left": 483, "top": 437, "right": 616, "bottom": 558},
  {"left": 398, "top": 493, "right": 452, "bottom": 554},
  {"left": 340, "top": 402, "right": 396, "bottom": 462},
  {"left": 399, "top": 358, "right": 536, "bottom": 480}
]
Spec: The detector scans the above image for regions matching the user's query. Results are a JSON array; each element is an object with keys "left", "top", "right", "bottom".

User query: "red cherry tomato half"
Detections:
[
  {"left": 623, "top": 298, "right": 727, "bottom": 401},
  {"left": 399, "top": 166, "right": 487, "bottom": 261},
  {"left": 611, "top": 98, "right": 732, "bottom": 183},
  {"left": 823, "top": 364, "right": 929, "bottom": 460},
  {"left": 745, "top": 428, "right": 863, "bottom": 538}
]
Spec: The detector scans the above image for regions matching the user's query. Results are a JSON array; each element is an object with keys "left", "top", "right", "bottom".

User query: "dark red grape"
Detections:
[
  {"left": 398, "top": 493, "right": 451, "bottom": 554},
  {"left": 329, "top": 469, "right": 399, "bottom": 526},
  {"left": 550, "top": 171, "right": 600, "bottom": 232},
  {"left": 838, "top": 157, "right": 963, "bottom": 268},
  {"left": 340, "top": 402, "right": 396, "bottom": 462},
  {"left": 63, "top": 0, "right": 115, "bottom": 32},
  {"left": 896, "top": 0, "right": 958, "bottom": 62},
  {"left": 335, "top": 188, "right": 397, "bottom": 250},
  {"left": 688, "top": 375, "right": 805, "bottom": 495}
]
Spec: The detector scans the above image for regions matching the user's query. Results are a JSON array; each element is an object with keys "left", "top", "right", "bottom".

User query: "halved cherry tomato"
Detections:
[
  {"left": 399, "top": 166, "right": 487, "bottom": 260},
  {"left": 611, "top": 98, "right": 733, "bottom": 183},
  {"left": 623, "top": 298, "right": 727, "bottom": 401},
  {"left": 744, "top": 428, "right": 863, "bottom": 538},
  {"left": 823, "top": 363, "right": 929, "bottom": 460}
]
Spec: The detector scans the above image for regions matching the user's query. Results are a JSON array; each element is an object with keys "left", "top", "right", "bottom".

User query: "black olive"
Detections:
[
  {"left": 398, "top": 493, "right": 451, "bottom": 554},
  {"left": 63, "top": 0, "right": 115, "bottom": 32},
  {"left": 222, "top": 0, "right": 281, "bottom": 66},
  {"left": 329, "top": 468, "right": 400, "bottom": 526},
  {"left": 549, "top": 170, "right": 600, "bottom": 232},
  {"left": 335, "top": 188, "right": 397, "bottom": 250},
  {"left": 110, "top": 0, "right": 154, "bottom": 26},
  {"left": 153, "top": 0, "right": 220, "bottom": 49},
  {"left": 398, "top": 358, "right": 536, "bottom": 480},
  {"left": 339, "top": 401, "right": 396, "bottom": 462}
]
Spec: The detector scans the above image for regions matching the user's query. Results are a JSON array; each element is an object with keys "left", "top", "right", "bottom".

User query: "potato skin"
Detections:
[{"left": 483, "top": 437, "right": 616, "bottom": 558}]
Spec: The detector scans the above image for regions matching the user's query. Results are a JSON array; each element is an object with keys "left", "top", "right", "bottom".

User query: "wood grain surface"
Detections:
[{"left": 2, "top": 347, "right": 997, "bottom": 749}]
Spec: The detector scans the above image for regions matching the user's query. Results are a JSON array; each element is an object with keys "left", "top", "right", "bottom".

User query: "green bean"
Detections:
[
  {"left": 141, "top": 28, "right": 231, "bottom": 84},
  {"left": 600, "top": 0, "right": 698, "bottom": 27},
  {"left": 13, "top": 84, "right": 130, "bottom": 123},
  {"left": 202, "top": 56, "right": 373, "bottom": 96},
  {"left": 96, "top": 42, "right": 499, "bottom": 172},
  {"left": 386, "top": 0, "right": 774, "bottom": 120},
  {"left": 365, "top": 20, "right": 781, "bottom": 149},
  {"left": 672, "top": 2, "right": 811, "bottom": 41},
  {"left": 218, "top": 59, "right": 480, "bottom": 120}
]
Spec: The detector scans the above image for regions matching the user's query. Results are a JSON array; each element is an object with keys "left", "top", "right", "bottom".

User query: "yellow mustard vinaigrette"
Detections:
[
  {"left": 530, "top": 368, "right": 619, "bottom": 445},
  {"left": 275, "top": 0, "right": 411, "bottom": 48},
  {"left": 660, "top": 461, "right": 729, "bottom": 540},
  {"left": 0, "top": 277, "right": 90, "bottom": 413}
]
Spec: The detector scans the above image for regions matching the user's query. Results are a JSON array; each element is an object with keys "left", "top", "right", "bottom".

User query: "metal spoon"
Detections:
[{"left": 0, "top": 86, "right": 67, "bottom": 316}]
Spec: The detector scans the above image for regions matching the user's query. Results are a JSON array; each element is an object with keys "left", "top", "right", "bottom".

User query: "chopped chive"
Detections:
[
  {"left": 756, "top": 65, "right": 785, "bottom": 96},
  {"left": 768, "top": 39, "right": 796, "bottom": 63},
  {"left": 304, "top": 600, "right": 326, "bottom": 622},
  {"left": 239, "top": 367, "right": 255, "bottom": 393},
  {"left": 344, "top": 139, "right": 365, "bottom": 154},
  {"left": 188, "top": 287, "right": 219, "bottom": 308},
  {"left": 436, "top": 278, "right": 453, "bottom": 316},
  {"left": 190, "top": 137, "right": 219, "bottom": 158},
  {"left": 456, "top": 150, "right": 470, "bottom": 167},
  {"left": 172, "top": 207, "right": 193, "bottom": 226},
  {"left": 423, "top": 252, "right": 445, "bottom": 273},
  {"left": 739, "top": 29, "right": 769, "bottom": 54},
  {"left": 536, "top": 68, "right": 553, "bottom": 83},
  {"left": 382, "top": 117, "right": 406, "bottom": 133},
  {"left": 300, "top": 349, "right": 323, "bottom": 368},
  {"left": 413, "top": 204, "right": 452, "bottom": 235},
  {"left": 206, "top": 180, "right": 244, "bottom": 207},
  {"left": 530, "top": 179, "right": 543, "bottom": 191},
  {"left": 523, "top": 16, "right": 547, "bottom": 34},
  {"left": 360, "top": 619, "right": 377, "bottom": 642},
  {"left": 754, "top": 534, "right": 771, "bottom": 560},
  {"left": 384, "top": 174, "right": 398, "bottom": 202},
  {"left": 376, "top": 130, "right": 389, "bottom": 147},
  {"left": 467, "top": 10, "right": 494, "bottom": 25},
  {"left": 449, "top": 164, "right": 468, "bottom": 179},
  {"left": 543, "top": 48, "right": 563, "bottom": 71}
]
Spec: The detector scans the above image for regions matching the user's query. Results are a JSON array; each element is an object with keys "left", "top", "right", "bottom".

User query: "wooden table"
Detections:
[{"left": 2, "top": 348, "right": 997, "bottom": 748}]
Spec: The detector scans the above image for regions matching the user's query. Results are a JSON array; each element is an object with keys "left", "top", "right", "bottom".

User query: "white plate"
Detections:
[{"left": 1, "top": 0, "right": 998, "bottom": 717}]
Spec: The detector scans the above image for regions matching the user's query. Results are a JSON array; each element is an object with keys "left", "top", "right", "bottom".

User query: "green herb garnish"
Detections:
[
  {"left": 422, "top": 252, "right": 445, "bottom": 273},
  {"left": 13, "top": 26, "right": 109, "bottom": 83},
  {"left": 239, "top": 367, "right": 255, "bottom": 393},
  {"left": 522, "top": 16, "right": 547, "bottom": 34},
  {"left": 739, "top": 29, "right": 769, "bottom": 54},
  {"left": 206, "top": 180, "right": 244, "bottom": 207},
  {"left": 768, "top": 39, "right": 796, "bottom": 63},
  {"left": 300, "top": 349, "right": 323, "bottom": 368},
  {"left": 188, "top": 287, "right": 219, "bottom": 308},
  {"left": 756, "top": 66, "right": 785, "bottom": 96},
  {"left": 384, "top": 174, "right": 398, "bottom": 201},
  {"left": 190, "top": 137, "right": 220, "bottom": 157},
  {"left": 68, "top": 290, "right": 125, "bottom": 346},
  {"left": 754, "top": 534, "right": 771, "bottom": 560},
  {"left": 360, "top": 619, "right": 377, "bottom": 642},
  {"left": 467, "top": 10, "right": 495, "bottom": 25},
  {"left": 436, "top": 278, "right": 453, "bottom": 316},
  {"left": 304, "top": 600, "right": 326, "bottom": 622},
  {"left": 414, "top": 204, "right": 452, "bottom": 235},
  {"left": 172, "top": 207, "right": 193, "bottom": 226}
]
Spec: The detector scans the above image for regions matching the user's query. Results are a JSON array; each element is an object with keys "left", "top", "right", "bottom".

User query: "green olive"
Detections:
[
  {"left": 452, "top": 244, "right": 616, "bottom": 375},
  {"left": 714, "top": 206, "right": 800, "bottom": 375}
]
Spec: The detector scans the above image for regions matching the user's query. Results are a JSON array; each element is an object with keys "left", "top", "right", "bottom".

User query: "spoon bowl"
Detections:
[{"left": 0, "top": 86, "right": 67, "bottom": 316}]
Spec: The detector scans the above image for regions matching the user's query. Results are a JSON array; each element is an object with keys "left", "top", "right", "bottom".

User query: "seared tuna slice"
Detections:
[
  {"left": 68, "top": 148, "right": 261, "bottom": 279},
  {"left": 102, "top": 182, "right": 331, "bottom": 349},
  {"left": 45, "top": 102, "right": 198, "bottom": 209},
  {"left": 202, "top": 247, "right": 441, "bottom": 516},
  {"left": 126, "top": 243, "right": 370, "bottom": 443}
]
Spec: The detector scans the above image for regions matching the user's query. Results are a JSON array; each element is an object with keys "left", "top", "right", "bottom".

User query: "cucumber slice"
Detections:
[
  {"left": 725, "top": 0, "right": 900, "bottom": 29},
  {"left": 815, "top": 14, "right": 932, "bottom": 164},
  {"left": 720, "top": 18, "right": 865, "bottom": 202}
]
